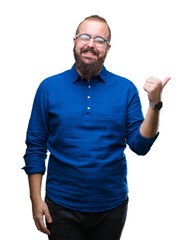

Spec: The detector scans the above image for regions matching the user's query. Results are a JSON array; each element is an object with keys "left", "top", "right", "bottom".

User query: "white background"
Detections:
[{"left": 1, "top": 0, "right": 191, "bottom": 239}]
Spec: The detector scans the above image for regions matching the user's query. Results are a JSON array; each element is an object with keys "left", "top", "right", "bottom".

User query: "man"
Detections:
[{"left": 23, "top": 15, "right": 170, "bottom": 240}]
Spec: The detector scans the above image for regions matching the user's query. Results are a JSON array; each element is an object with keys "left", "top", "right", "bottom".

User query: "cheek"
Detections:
[
  {"left": 74, "top": 41, "right": 83, "bottom": 53},
  {"left": 99, "top": 49, "right": 107, "bottom": 58},
  {"left": 75, "top": 45, "right": 81, "bottom": 54}
]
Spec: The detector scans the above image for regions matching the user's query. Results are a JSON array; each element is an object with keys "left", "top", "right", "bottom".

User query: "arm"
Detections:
[
  {"left": 23, "top": 81, "right": 52, "bottom": 235},
  {"left": 126, "top": 76, "right": 170, "bottom": 155},
  {"left": 23, "top": 81, "right": 50, "bottom": 175},
  {"left": 140, "top": 76, "right": 171, "bottom": 139},
  {"left": 140, "top": 106, "right": 159, "bottom": 138},
  {"left": 28, "top": 173, "right": 52, "bottom": 235}
]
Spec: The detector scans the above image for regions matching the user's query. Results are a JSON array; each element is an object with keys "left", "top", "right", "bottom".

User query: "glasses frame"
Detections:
[{"left": 75, "top": 33, "right": 110, "bottom": 45}]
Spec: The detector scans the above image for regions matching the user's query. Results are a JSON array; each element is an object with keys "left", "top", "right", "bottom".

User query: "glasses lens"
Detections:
[
  {"left": 79, "top": 34, "right": 91, "bottom": 41},
  {"left": 94, "top": 37, "right": 105, "bottom": 44}
]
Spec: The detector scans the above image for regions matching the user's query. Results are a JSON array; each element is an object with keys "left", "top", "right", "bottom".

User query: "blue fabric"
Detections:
[{"left": 23, "top": 64, "right": 159, "bottom": 212}]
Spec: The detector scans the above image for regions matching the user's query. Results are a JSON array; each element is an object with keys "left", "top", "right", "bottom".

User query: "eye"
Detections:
[
  {"left": 94, "top": 37, "right": 105, "bottom": 44},
  {"left": 79, "top": 34, "right": 91, "bottom": 40}
]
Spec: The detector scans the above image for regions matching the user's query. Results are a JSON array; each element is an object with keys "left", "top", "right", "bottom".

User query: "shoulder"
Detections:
[
  {"left": 40, "top": 70, "right": 70, "bottom": 88},
  {"left": 106, "top": 69, "right": 138, "bottom": 91},
  {"left": 35, "top": 69, "right": 72, "bottom": 97}
]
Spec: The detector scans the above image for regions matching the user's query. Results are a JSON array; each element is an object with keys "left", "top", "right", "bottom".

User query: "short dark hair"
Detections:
[{"left": 75, "top": 15, "right": 111, "bottom": 42}]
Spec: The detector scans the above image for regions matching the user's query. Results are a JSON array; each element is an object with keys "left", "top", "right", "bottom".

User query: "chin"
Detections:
[
  {"left": 81, "top": 55, "right": 98, "bottom": 63},
  {"left": 83, "top": 59, "right": 97, "bottom": 64}
]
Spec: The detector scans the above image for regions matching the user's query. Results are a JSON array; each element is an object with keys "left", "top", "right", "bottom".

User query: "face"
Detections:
[{"left": 73, "top": 20, "right": 111, "bottom": 78}]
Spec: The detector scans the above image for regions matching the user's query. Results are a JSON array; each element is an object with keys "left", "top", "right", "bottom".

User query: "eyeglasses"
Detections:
[{"left": 75, "top": 34, "right": 110, "bottom": 46}]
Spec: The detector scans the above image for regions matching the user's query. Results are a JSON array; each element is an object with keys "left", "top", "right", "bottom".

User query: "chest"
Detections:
[{"left": 49, "top": 81, "right": 127, "bottom": 122}]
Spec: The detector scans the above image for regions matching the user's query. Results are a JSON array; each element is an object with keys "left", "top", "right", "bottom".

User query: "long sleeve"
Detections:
[
  {"left": 126, "top": 83, "right": 159, "bottom": 155},
  {"left": 23, "top": 81, "right": 50, "bottom": 174}
]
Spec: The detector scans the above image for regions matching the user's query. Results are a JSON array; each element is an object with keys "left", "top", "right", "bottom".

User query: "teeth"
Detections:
[{"left": 84, "top": 51, "right": 94, "bottom": 55}]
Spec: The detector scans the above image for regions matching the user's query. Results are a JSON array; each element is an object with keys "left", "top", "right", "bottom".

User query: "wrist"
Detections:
[
  {"left": 30, "top": 194, "right": 42, "bottom": 202},
  {"left": 149, "top": 101, "right": 163, "bottom": 110}
]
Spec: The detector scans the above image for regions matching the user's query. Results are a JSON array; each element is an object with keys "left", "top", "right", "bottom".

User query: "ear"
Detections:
[
  {"left": 106, "top": 43, "right": 111, "bottom": 53},
  {"left": 73, "top": 37, "right": 76, "bottom": 46}
]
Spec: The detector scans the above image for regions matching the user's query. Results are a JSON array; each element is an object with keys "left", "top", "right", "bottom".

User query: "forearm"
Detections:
[
  {"left": 28, "top": 173, "right": 52, "bottom": 235},
  {"left": 140, "top": 106, "right": 159, "bottom": 139},
  {"left": 28, "top": 173, "right": 43, "bottom": 201}
]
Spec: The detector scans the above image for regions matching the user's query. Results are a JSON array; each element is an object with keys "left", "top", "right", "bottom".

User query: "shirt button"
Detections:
[
  {"left": 88, "top": 85, "right": 91, "bottom": 88},
  {"left": 87, "top": 107, "right": 90, "bottom": 110},
  {"left": 87, "top": 96, "right": 90, "bottom": 99}
]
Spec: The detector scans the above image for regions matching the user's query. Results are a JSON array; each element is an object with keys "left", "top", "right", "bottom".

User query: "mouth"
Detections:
[
  {"left": 80, "top": 48, "right": 99, "bottom": 57},
  {"left": 83, "top": 51, "right": 95, "bottom": 56}
]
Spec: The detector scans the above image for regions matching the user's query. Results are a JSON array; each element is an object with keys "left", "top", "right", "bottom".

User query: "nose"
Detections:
[{"left": 87, "top": 37, "right": 95, "bottom": 48}]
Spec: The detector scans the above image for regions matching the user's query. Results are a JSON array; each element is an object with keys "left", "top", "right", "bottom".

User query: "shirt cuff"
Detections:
[
  {"left": 22, "top": 165, "right": 46, "bottom": 175},
  {"left": 136, "top": 130, "right": 159, "bottom": 144},
  {"left": 131, "top": 129, "right": 159, "bottom": 155}
]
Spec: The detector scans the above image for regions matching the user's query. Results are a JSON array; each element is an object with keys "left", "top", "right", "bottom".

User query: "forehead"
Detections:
[{"left": 78, "top": 20, "right": 109, "bottom": 38}]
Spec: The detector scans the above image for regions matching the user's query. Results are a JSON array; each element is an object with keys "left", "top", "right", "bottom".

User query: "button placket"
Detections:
[{"left": 85, "top": 83, "right": 92, "bottom": 120}]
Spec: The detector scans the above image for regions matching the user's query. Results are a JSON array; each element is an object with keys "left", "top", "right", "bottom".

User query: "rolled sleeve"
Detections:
[
  {"left": 23, "top": 80, "right": 50, "bottom": 175},
  {"left": 130, "top": 128, "right": 159, "bottom": 155},
  {"left": 125, "top": 82, "right": 159, "bottom": 155},
  {"left": 22, "top": 165, "right": 46, "bottom": 175}
]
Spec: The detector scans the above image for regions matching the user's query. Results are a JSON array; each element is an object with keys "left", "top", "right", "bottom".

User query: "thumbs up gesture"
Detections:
[{"left": 143, "top": 76, "right": 171, "bottom": 106}]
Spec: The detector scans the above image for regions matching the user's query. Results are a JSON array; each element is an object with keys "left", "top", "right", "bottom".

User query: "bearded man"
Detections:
[{"left": 23, "top": 15, "right": 170, "bottom": 240}]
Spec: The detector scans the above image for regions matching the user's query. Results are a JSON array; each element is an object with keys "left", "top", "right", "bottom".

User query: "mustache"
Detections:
[{"left": 80, "top": 47, "right": 99, "bottom": 56}]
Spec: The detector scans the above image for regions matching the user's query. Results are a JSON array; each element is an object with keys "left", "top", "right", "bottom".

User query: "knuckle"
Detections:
[
  {"left": 33, "top": 215, "right": 42, "bottom": 225},
  {"left": 36, "top": 225, "right": 41, "bottom": 231},
  {"left": 156, "top": 81, "right": 162, "bottom": 86},
  {"left": 148, "top": 88, "right": 153, "bottom": 93}
]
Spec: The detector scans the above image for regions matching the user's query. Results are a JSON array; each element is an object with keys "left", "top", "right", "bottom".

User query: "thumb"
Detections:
[
  {"left": 44, "top": 206, "right": 52, "bottom": 223},
  {"left": 162, "top": 77, "right": 171, "bottom": 88}
]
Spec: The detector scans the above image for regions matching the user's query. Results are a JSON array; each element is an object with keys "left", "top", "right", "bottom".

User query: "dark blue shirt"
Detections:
[{"left": 23, "top": 64, "right": 158, "bottom": 212}]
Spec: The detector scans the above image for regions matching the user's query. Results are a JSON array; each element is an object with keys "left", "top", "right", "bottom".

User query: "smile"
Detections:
[
  {"left": 83, "top": 51, "right": 95, "bottom": 55},
  {"left": 81, "top": 48, "right": 99, "bottom": 56}
]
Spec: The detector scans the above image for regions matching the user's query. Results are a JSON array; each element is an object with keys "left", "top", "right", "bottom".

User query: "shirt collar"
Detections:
[{"left": 70, "top": 64, "right": 107, "bottom": 84}]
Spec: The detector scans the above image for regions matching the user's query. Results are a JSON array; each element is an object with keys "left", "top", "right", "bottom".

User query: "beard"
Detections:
[{"left": 73, "top": 45, "right": 107, "bottom": 78}]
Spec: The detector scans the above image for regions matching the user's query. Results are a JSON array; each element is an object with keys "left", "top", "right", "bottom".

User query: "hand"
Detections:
[
  {"left": 143, "top": 76, "right": 171, "bottom": 105},
  {"left": 31, "top": 198, "right": 52, "bottom": 235}
]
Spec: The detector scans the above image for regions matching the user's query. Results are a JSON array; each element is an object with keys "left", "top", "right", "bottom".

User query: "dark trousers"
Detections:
[{"left": 45, "top": 196, "right": 128, "bottom": 240}]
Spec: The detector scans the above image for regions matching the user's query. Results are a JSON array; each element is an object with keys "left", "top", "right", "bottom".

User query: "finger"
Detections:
[
  {"left": 35, "top": 217, "right": 51, "bottom": 235},
  {"left": 39, "top": 220, "right": 51, "bottom": 235},
  {"left": 44, "top": 206, "right": 52, "bottom": 224},
  {"left": 162, "top": 77, "right": 171, "bottom": 88},
  {"left": 146, "top": 77, "right": 157, "bottom": 83},
  {"left": 143, "top": 83, "right": 153, "bottom": 92}
]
